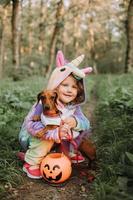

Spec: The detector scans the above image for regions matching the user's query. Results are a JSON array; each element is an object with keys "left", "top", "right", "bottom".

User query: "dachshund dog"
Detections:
[
  {"left": 33, "top": 90, "right": 96, "bottom": 161},
  {"left": 33, "top": 90, "right": 60, "bottom": 138},
  {"left": 79, "top": 138, "right": 96, "bottom": 161}
]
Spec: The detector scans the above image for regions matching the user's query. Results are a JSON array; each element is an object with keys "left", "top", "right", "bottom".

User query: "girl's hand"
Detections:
[
  {"left": 63, "top": 117, "right": 77, "bottom": 129},
  {"left": 59, "top": 121, "right": 70, "bottom": 139}
]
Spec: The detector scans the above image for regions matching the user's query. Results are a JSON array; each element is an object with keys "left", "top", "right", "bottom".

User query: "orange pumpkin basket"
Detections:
[{"left": 40, "top": 153, "right": 72, "bottom": 184}]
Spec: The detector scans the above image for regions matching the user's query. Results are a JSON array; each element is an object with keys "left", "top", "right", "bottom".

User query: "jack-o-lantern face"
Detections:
[
  {"left": 43, "top": 164, "right": 62, "bottom": 182},
  {"left": 40, "top": 153, "right": 72, "bottom": 183}
]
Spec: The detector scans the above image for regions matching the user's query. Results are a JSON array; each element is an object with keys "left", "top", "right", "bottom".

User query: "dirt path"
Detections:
[
  {"left": 7, "top": 162, "right": 93, "bottom": 200},
  {"left": 7, "top": 93, "right": 97, "bottom": 200}
]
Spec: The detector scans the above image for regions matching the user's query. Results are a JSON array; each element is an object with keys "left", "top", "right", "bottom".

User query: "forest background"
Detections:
[
  {"left": 0, "top": 0, "right": 133, "bottom": 78},
  {"left": 0, "top": 0, "right": 133, "bottom": 200}
]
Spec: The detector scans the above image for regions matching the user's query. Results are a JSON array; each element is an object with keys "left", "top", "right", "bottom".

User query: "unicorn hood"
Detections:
[{"left": 47, "top": 50, "right": 92, "bottom": 105}]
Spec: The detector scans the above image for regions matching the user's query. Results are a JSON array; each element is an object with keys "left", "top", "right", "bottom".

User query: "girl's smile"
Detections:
[{"left": 57, "top": 75, "right": 78, "bottom": 104}]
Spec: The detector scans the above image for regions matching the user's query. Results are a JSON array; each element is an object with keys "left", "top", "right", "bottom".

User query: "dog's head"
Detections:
[{"left": 37, "top": 90, "right": 59, "bottom": 116}]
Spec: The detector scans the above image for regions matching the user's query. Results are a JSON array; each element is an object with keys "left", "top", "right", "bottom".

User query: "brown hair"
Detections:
[{"left": 71, "top": 74, "right": 85, "bottom": 104}]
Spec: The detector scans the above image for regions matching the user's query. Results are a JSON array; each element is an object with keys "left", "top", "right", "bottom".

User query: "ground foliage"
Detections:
[
  {"left": 93, "top": 74, "right": 133, "bottom": 200},
  {"left": 0, "top": 74, "right": 133, "bottom": 199},
  {"left": 0, "top": 76, "right": 47, "bottom": 198},
  {"left": 0, "top": 75, "right": 95, "bottom": 199}
]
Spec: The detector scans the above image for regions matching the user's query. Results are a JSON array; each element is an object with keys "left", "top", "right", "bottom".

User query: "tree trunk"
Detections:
[
  {"left": 0, "top": 8, "right": 7, "bottom": 79},
  {"left": 46, "top": 0, "right": 64, "bottom": 75},
  {"left": 125, "top": 0, "right": 133, "bottom": 73},
  {"left": 11, "top": 0, "right": 21, "bottom": 69},
  {"left": 38, "top": 0, "right": 47, "bottom": 54},
  {"left": 28, "top": 0, "right": 33, "bottom": 55},
  {"left": 88, "top": 22, "right": 98, "bottom": 74},
  {"left": 73, "top": 15, "right": 80, "bottom": 54}
]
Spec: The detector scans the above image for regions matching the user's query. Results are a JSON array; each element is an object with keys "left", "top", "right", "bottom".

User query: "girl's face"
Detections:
[{"left": 57, "top": 75, "right": 78, "bottom": 104}]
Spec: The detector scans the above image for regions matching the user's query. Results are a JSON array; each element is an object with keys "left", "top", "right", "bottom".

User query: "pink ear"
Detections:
[
  {"left": 56, "top": 50, "right": 65, "bottom": 67},
  {"left": 82, "top": 67, "right": 93, "bottom": 75}
]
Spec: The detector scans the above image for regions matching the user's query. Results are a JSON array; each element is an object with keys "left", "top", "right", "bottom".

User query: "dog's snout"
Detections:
[{"left": 44, "top": 104, "right": 50, "bottom": 110}]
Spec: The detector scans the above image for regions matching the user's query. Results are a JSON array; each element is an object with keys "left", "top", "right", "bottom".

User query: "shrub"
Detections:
[{"left": 93, "top": 74, "right": 133, "bottom": 200}]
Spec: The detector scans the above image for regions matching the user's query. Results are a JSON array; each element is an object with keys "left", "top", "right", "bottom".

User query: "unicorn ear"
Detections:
[
  {"left": 82, "top": 67, "right": 93, "bottom": 75},
  {"left": 56, "top": 50, "right": 65, "bottom": 67}
]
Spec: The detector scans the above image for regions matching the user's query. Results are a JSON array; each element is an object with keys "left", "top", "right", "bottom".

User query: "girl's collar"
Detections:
[
  {"left": 56, "top": 99, "right": 76, "bottom": 112},
  {"left": 56, "top": 99, "right": 65, "bottom": 110}
]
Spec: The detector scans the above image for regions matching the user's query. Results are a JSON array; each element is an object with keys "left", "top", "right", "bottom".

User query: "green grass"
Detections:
[
  {"left": 0, "top": 76, "right": 47, "bottom": 198},
  {"left": 92, "top": 74, "right": 133, "bottom": 200},
  {"left": 0, "top": 75, "right": 95, "bottom": 198},
  {"left": 0, "top": 74, "right": 132, "bottom": 199}
]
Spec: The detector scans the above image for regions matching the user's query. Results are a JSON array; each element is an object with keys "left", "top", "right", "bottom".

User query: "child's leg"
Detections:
[
  {"left": 23, "top": 137, "right": 54, "bottom": 179},
  {"left": 25, "top": 137, "right": 54, "bottom": 166}
]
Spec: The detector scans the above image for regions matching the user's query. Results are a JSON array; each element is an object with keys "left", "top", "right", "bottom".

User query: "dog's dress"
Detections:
[{"left": 41, "top": 104, "right": 80, "bottom": 139}]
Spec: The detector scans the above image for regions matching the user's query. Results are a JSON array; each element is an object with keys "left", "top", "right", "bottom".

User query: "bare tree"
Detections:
[
  {"left": 87, "top": 1, "right": 98, "bottom": 74},
  {"left": 125, "top": 0, "right": 133, "bottom": 73},
  {"left": 28, "top": 0, "right": 33, "bottom": 55},
  {"left": 11, "top": 0, "right": 21, "bottom": 69},
  {"left": 73, "top": 14, "right": 81, "bottom": 53},
  {"left": 38, "top": 0, "right": 47, "bottom": 54},
  {"left": 46, "top": 0, "right": 64, "bottom": 75},
  {"left": 0, "top": 7, "right": 7, "bottom": 79}
]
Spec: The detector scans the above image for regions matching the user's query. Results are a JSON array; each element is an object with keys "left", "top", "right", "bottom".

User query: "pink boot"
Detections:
[{"left": 16, "top": 152, "right": 25, "bottom": 161}]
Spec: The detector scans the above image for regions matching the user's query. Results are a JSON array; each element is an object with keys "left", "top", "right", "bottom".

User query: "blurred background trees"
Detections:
[
  {"left": 0, "top": 2, "right": 133, "bottom": 198},
  {"left": 0, "top": 0, "right": 133, "bottom": 80}
]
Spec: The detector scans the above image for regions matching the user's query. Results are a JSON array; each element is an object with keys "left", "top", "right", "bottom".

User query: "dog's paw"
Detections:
[{"left": 32, "top": 115, "right": 41, "bottom": 121}]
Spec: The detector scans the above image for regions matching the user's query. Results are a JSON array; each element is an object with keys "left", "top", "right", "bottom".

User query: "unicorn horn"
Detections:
[{"left": 68, "top": 54, "right": 85, "bottom": 67}]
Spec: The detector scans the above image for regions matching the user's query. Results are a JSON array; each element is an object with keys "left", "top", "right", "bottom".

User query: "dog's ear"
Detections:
[
  {"left": 53, "top": 90, "right": 58, "bottom": 101},
  {"left": 37, "top": 91, "right": 44, "bottom": 104}
]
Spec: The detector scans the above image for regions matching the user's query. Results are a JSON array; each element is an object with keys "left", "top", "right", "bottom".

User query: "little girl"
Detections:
[{"left": 19, "top": 51, "right": 92, "bottom": 179}]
